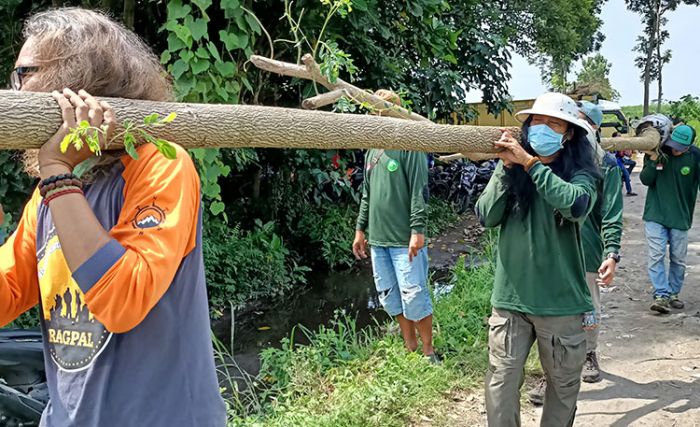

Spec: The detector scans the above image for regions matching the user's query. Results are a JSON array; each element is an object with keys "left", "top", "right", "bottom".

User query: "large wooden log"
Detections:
[
  {"left": 0, "top": 91, "right": 659, "bottom": 153},
  {"left": 600, "top": 130, "right": 659, "bottom": 151}
]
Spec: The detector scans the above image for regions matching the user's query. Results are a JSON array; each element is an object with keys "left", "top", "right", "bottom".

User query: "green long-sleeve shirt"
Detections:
[
  {"left": 476, "top": 161, "right": 597, "bottom": 316},
  {"left": 582, "top": 155, "right": 624, "bottom": 273},
  {"left": 640, "top": 147, "right": 700, "bottom": 230},
  {"left": 356, "top": 150, "right": 428, "bottom": 247}
]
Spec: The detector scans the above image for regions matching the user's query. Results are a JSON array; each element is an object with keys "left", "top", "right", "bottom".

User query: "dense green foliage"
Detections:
[
  {"left": 219, "top": 252, "right": 495, "bottom": 426},
  {"left": 575, "top": 53, "right": 620, "bottom": 101},
  {"left": 514, "top": 0, "right": 606, "bottom": 91},
  {"left": 203, "top": 220, "right": 311, "bottom": 316},
  {"left": 426, "top": 197, "right": 460, "bottom": 238},
  {"left": 0, "top": 151, "right": 35, "bottom": 241}
]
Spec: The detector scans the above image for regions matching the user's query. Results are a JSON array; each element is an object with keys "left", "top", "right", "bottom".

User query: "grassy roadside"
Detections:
[{"left": 224, "top": 233, "right": 497, "bottom": 427}]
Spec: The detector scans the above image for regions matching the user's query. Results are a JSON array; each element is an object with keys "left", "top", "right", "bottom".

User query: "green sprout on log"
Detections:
[{"left": 60, "top": 112, "right": 178, "bottom": 160}]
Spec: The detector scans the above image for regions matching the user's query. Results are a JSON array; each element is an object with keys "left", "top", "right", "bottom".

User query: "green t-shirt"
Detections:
[
  {"left": 356, "top": 150, "right": 428, "bottom": 247},
  {"left": 581, "top": 155, "right": 624, "bottom": 273},
  {"left": 476, "top": 161, "right": 596, "bottom": 316},
  {"left": 640, "top": 147, "right": 700, "bottom": 230}
]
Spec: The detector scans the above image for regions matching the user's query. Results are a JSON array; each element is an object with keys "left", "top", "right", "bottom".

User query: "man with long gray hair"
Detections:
[{"left": 0, "top": 8, "right": 225, "bottom": 426}]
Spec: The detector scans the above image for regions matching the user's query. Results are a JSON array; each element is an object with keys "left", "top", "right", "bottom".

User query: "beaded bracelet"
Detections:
[
  {"left": 43, "top": 188, "right": 84, "bottom": 207},
  {"left": 39, "top": 173, "right": 82, "bottom": 197},
  {"left": 39, "top": 173, "right": 79, "bottom": 188},
  {"left": 40, "top": 178, "right": 83, "bottom": 197}
]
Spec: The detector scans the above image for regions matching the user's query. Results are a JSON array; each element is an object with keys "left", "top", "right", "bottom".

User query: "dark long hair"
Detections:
[{"left": 504, "top": 117, "right": 602, "bottom": 216}]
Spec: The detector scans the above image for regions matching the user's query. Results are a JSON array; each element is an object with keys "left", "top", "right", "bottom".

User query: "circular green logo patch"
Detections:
[
  {"left": 387, "top": 159, "right": 399, "bottom": 172},
  {"left": 681, "top": 166, "right": 691, "bottom": 176}
]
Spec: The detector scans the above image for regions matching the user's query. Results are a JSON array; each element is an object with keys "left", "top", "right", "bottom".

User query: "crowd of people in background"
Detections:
[{"left": 356, "top": 92, "right": 699, "bottom": 426}]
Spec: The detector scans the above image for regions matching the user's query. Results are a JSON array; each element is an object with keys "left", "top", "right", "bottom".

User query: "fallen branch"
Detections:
[
  {"left": 0, "top": 90, "right": 515, "bottom": 152},
  {"left": 301, "top": 89, "right": 347, "bottom": 110},
  {"left": 252, "top": 54, "right": 502, "bottom": 159},
  {"left": 251, "top": 54, "right": 430, "bottom": 122},
  {"left": 600, "top": 130, "right": 659, "bottom": 151}
]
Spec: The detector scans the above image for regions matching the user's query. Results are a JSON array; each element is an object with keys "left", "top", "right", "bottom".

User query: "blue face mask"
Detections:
[{"left": 528, "top": 124, "right": 565, "bottom": 157}]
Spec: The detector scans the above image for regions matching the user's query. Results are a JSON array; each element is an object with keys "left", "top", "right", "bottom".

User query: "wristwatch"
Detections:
[{"left": 606, "top": 252, "right": 621, "bottom": 263}]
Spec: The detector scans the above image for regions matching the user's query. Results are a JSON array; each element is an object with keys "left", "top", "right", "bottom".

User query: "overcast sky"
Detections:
[{"left": 465, "top": 1, "right": 698, "bottom": 106}]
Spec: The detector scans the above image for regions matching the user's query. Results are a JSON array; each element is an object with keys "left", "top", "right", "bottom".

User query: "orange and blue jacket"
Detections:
[{"left": 0, "top": 144, "right": 225, "bottom": 426}]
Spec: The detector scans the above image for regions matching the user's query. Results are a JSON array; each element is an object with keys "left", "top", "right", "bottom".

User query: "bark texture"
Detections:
[{"left": 0, "top": 91, "right": 659, "bottom": 153}]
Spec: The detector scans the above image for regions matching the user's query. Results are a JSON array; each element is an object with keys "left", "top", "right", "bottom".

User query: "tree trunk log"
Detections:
[
  {"left": 643, "top": 1, "right": 662, "bottom": 116},
  {"left": 0, "top": 91, "right": 659, "bottom": 153},
  {"left": 253, "top": 54, "right": 497, "bottom": 159},
  {"left": 252, "top": 168, "right": 262, "bottom": 199},
  {"left": 656, "top": 32, "right": 663, "bottom": 113}
]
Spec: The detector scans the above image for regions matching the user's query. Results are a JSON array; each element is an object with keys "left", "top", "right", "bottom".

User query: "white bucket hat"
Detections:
[{"left": 515, "top": 92, "right": 588, "bottom": 132}]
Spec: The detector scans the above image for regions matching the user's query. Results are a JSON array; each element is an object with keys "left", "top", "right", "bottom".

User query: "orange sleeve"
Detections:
[
  {"left": 75, "top": 144, "right": 200, "bottom": 333},
  {"left": 0, "top": 190, "right": 41, "bottom": 327}
]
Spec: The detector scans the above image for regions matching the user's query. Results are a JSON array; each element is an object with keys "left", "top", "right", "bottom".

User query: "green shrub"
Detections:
[
  {"left": 8, "top": 307, "right": 40, "bottom": 329},
  {"left": 203, "top": 219, "right": 310, "bottom": 316},
  {"left": 0, "top": 151, "right": 36, "bottom": 243},
  {"left": 241, "top": 315, "right": 450, "bottom": 427},
  {"left": 433, "top": 255, "right": 494, "bottom": 383},
  {"left": 427, "top": 197, "right": 460, "bottom": 238},
  {"left": 296, "top": 204, "right": 356, "bottom": 269}
]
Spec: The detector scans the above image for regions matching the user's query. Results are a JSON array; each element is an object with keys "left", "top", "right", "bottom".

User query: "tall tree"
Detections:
[
  {"left": 633, "top": 22, "right": 672, "bottom": 112},
  {"left": 508, "top": 0, "right": 607, "bottom": 91},
  {"left": 627, "top": 0, "right": 700, "bottom": 115},
  {"left": 575, "top": 53, "right": 621, "bottom": 100},
  {"left": 654, "top": 34, "right": 672, "bottom": 111}
]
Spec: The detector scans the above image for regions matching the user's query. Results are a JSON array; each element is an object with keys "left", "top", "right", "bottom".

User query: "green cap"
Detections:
[
  {"left": 666, "top": 125, "right": 695, "bottom": 152},
  {"left": 578, "top": 101, "right": 603, "bottom": 127}
]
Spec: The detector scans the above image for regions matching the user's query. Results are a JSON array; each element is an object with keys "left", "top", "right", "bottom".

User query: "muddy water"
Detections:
[{"left": 213, "top": 267, "right": 388, "bottom": 375}]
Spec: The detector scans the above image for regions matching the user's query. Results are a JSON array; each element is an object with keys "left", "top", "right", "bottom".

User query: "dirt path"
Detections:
[
  {"left": 522, "top": 167, "right": 700, "bottom": 427},
  {"left": 443, "top": 166, "right": 700, "bottom": 426}
]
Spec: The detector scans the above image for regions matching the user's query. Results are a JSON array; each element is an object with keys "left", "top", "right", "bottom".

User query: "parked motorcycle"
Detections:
[
  {"left": 429, "top": 159, "right": 496, "bottom": 214},
  {"left": 0, "top": 330, "right": 47, "bottom": 426}
]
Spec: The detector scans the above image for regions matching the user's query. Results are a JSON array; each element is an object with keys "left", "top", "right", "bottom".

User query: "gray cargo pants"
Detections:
[{"left": 485, "top": 308, "right": 587, "bottom": 427}]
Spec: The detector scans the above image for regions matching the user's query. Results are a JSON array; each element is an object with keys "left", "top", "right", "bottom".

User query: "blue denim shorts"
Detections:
[{"left": 370, "top": 246, "right": 432, "bottom": 321}]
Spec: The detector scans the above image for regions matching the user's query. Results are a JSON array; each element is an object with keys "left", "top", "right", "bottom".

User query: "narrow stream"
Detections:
[
  {"left": 214, "top": 215, "right": 485, "bottom": 376},
  {"left": 213, "top": 267, "right": 388, "bottom": 375}
]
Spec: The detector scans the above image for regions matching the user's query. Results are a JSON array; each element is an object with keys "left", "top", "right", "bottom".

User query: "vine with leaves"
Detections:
[
  {"left": 160, "top": 0, "right": 263, "bottom": 216},
  {"left": 61, "top": 113, "right": 178, "bottom": 160}
]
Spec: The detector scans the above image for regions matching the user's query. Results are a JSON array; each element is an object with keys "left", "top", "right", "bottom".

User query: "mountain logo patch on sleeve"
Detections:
[{"left": 132, "top": 202, "right": 166, "bottom": 230}]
